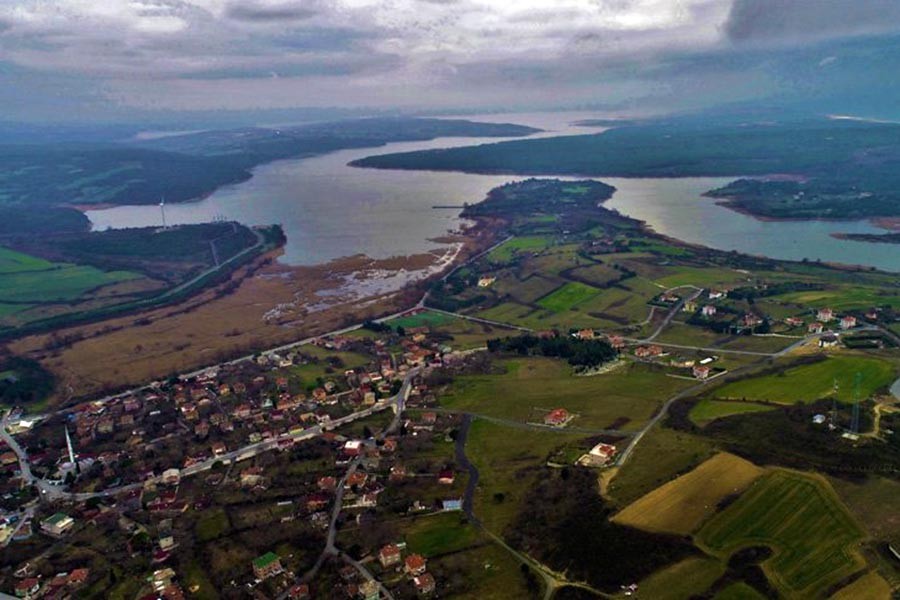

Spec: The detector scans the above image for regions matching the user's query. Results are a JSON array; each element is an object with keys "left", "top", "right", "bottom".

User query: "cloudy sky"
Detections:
[{"left": 2, "top": 0, "right": 900, "bottom": 121}]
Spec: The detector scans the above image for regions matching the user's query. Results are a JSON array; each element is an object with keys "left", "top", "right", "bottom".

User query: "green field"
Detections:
[
  {"left": 0, "top": 246, "right": 57, "bottom": 274},
  {"left": 772, "top": 286, "right": 900, "bottom": 311},
  {"left": 465, "top": 418, "right": 588, "bottom": 532},
  {"left": 405, "top": 512, "right": 479, "bottom": 557},
  {"left": 712, "top": 356, "right": 896, "bottom": 404},
  {"left": 0, "top": 264, "right": 139, "bottom": 303},
  {"left": 536, "top": 281, "right": 601, "bottom": 312},
  {"left": 714, "top": 582, "right": 767, "bottom": 600},
  {"left": 487, "top": 236, "right": 553, "bottom": 263},
  {"left": 637, "top": 557, "right": 725, "bottom": 599},
  {"left": 698, "top": 470, "right": 866, "bottom": 597},
  {"left": 389, "top": 310, "right": 458, "bottom": 329},
  {"left": 440, "top": 357, "right": 690, "bottom": 430},
  {"left": 689, "top": 399, "right": 777, "bottom": 425}
]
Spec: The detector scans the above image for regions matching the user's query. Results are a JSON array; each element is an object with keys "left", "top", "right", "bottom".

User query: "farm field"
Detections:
[
  {"left": 464, "top": 418, "right": 589, "bottom": 532},
  {"left": 712, "top": 355, "right": 896, "bottom": 404},
  {"left": 536, "top": 281, "right": 601, "bottom": 312},
  {"left": 404, "top": 512, "right": 480, "bottom": 557},
  {"left": 772, "top": 286, "right": 900, "bottom": 311},
  {"left": 689, "top": 398, "right": 777, "bottom": 425},
  {"left": 653, "top": 266, "right": 749, "bottom": 289},
  {"left": 487, "top": 236, "right": 553, "bottom": 263},
  {"left": 605, "top": 426, "right": 715, "bottom": 508},
  {"left": 635, "top": 557, "right": 725, "bottom": 600},
  {"left": 830, "top": 572, "right": 892, "bottom": 600},
  {"left": 698, "top": 470, "right": 867, "bottom": 598},
  {"left": 438, "top": 357, "right": 691, "bottom": 430},
  {"left": 388, "top": 310, "right": 458, "bottom": 330},
  {"left": 612, "top": 452, "right": 764, "bottom": 535},
  {"left": 714, "top": 582, "right": 767, "bottom": 600},
  {"left": 0, "top": 264, "right": 139, "bottom": 303}
]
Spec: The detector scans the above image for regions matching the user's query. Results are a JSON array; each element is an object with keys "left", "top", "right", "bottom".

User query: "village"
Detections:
[{"left": 0, "top": 272, "right": 896, "bottom": 599}]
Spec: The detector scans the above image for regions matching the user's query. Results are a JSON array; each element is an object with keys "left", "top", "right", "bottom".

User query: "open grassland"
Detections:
[
  {"left": 689, "top": 399, "right": 778, "bottom": 425},
  {"left": 635, "top": 557, "right": 725, "bottom": 600},
  {"left": 487, "top": 236, "right": 553, "bottom": 264},
  {"left": 698, "top": 470, "right": 867, "bottom": 598},
  {"left": 388, "top": 309, "right": 457, "bottom": 329},
  {"left": 653, "top": 266, "right": 750, "bottom": 289},
  {"left": 772, "top": 286, "right": 900, "bottom": 311},
  {"left": 439, "top": 357, "right": 691, "bottom": 430},
  {"left": 537, "top": 281, "right": 602, "bottom": 312},
  {"left": 613, "top": 453, "right": 765, "bottom": 535},
  {"left": 712, "top": 355, "right": 896, "bottom": 404},
  {"left": 405, "top": 512, "right": 480, "bottom": 557},
  {"left": 828, "top": 475, "right": 900, "bottom": 541},
  {"left": 830, "top": 572, "right": 892, "bottom": 600},
  {"left": 0, "top": 246, "right": 57, "bottom": 273},
  {"left": 568, "top": 263, "right": 622, "bottom": 286},
  {"left": 0, "top": 265, "right": 139, "bottom": 303},
  {"left": 492, "top": 273, "right": 562, "bottom": 303},
  {"left": 439, "top": 538, "right": 537, "bottom": 600},
  {"left": 714, "top": 582, "right": 767, "bottom": 600},
  {"left": 605, "top": 427, "right": 715, "bottom": 508},
  {"left": 466, "top": 418, "right": 588, "bottom": 532}
]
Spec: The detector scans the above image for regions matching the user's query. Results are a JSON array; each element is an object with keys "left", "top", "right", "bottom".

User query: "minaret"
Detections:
[{"left": 65, "top": 426, "right": 79, "bottom": 473}]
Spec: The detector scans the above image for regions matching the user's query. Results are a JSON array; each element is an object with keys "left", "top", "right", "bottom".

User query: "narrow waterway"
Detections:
[{"left": 86, "top": 112, "right": 900, "bottom": 272}]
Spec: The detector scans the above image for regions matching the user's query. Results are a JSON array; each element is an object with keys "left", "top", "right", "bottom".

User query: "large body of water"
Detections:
[{"left": 87, "top": 112, "right": 900, "bottom": 272}]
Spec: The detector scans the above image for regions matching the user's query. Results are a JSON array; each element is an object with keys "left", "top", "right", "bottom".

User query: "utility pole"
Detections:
[
  {"left": 850, "top": 372, "right": 861, "bottom": 434},
  {"left": 159, "top": 196, "right": 167, "bottom": 229}
]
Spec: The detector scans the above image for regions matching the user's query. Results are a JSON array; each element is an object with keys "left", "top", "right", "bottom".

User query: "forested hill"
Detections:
[
  {"left": 0, "top": 117, "right": 539, "bottom": 236},
  {"left": 351, "top": 119, "right": 900, "bottom": 219}
]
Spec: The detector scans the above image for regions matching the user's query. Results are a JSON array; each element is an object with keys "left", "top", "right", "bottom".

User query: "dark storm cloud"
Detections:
[
  {"left": 226, "top": 1, "right": 320, "bottom": 23},
  {"left": 725, "top": 0, "right": 900, "bottom": 43}
]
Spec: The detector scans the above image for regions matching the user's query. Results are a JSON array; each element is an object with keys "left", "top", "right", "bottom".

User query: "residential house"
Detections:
[
  {"left": 405, "top": 554, "right": 427, "bottom": 576},
  {"left": 808, "top": 322, "right": 824, "bottom": 334},
  {"left": 414, "top": 573, "right": 436, "bottom": 595},
  {"left": 379, "top": 544, "right": 402, "bottom": 568},
  {"left": 41, "top": 512, "right": 74, "bottom": 536},
  {"left": 252, "top": 552, "right": 283, "bottom": 580},
  {"left": 544, "top": 408, "right": 570, "bottom": 427},
  {"left": 437, "top": 469, "right": 455, "bottom": 485},
  {"left": 840, "top": 316, "right": 857, "bottom": 330},
  {"left": 692, "top": 365, "right": 711, "bottom": 380},
  {"left": 701, "top": 305, "right": 717, "bottom": 317},
  {"left": 817, "top": 308, "right": 835, "bottom": 322}
]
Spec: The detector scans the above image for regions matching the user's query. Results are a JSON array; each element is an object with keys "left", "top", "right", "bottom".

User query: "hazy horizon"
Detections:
[{"left": 2, "top": 0, "right": 900, "bottom": 125}]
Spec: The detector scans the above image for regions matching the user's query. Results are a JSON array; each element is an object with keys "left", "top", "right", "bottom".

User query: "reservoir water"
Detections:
[{"left": 87, "top": 112, "right": 900, "bottom": 272}]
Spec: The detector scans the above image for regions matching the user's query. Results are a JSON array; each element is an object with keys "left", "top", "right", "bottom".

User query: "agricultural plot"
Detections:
[
  {"left": 830, "top": 572, "right": 892, "bottom": 600},
  {"left": 0, "top": 246, "right": 57, "bottom": 273},
  {"left": 697, "top": 470, "right": 867, "bottom": 598},
  {"left": 689, "top": 399, "right": 777, "bottom": 425},
  {"left": 492, "top": 273, "right": 562, "bottom": 303},
  {"left": 613, "top": 453, "right": 764, "bottom": 535},
  {"left": 712, "top": 355, "right": 896, "bottom": 404},
  {"left": 567, "top": 263, "right": 623, "bottom": 286},
  {"left": 388, "top": 310, "right": 458, "bottom": 329},
  {"left": 0, "top": 265, "right": 139, "bottom": 303},
  {"left": 536, "top": 281, "right": 601, "bottom": 312},
  {"left": 772, "top": 286, "right": 900, "bottom": 311},
  {"left": 439, "top": 357, "right": 691, "bottom": 430},
  {"left": 636, "top": 557, "right": 725, "bottom": 600},
  {"left": 486, "top": 236, "right": 552, "bottom": 264},
  {"left": 653, "top": 266, "right": 749, "bottom": 289},
  {"left": 465, "top": 419, "right": 589, "bottom": 532}
]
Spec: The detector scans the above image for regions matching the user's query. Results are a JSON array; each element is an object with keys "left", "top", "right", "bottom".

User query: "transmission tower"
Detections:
[
  {"left": 830, "top": 377, "right": 839, "bottom": 429},
  {"left": 850, "top": 372, "right": 861, "bottom": 434}
]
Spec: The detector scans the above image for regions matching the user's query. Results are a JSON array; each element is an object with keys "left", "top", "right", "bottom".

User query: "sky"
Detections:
[{"left": 2, "top": 0, "right": 900, "bottom": 122}]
